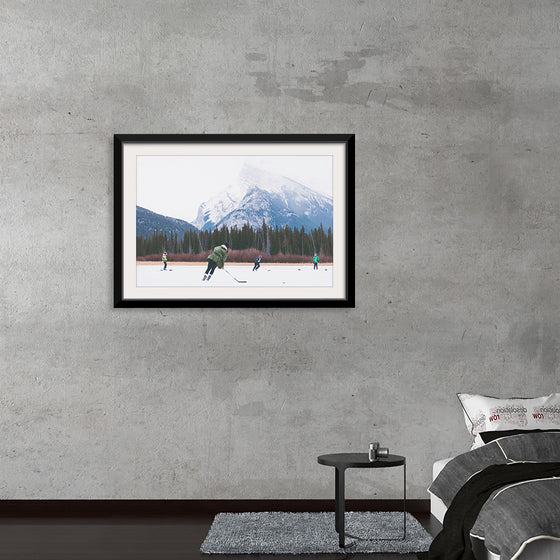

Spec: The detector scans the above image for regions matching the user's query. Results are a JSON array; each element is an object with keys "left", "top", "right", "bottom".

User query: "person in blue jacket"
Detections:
[
  {"left": 253, "top": 255, "right": 262, "bottom": 271},
  {"left": 203, "top": 244, "right": 228, "bottom": 281}
]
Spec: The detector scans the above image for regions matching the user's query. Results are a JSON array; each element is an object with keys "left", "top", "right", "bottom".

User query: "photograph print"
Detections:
[{"left": 114, "top": 134, "right": 354, "bottom": 307}]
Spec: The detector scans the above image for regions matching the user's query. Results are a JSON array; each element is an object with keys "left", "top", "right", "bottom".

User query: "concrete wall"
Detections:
[{"left": 1, "top": 1, "right": 558, "bottom": 500}]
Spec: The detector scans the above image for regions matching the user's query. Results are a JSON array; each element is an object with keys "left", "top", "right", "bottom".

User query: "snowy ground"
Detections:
[{"left": 136, "top": 264, "right": 333, "bottom": 288}]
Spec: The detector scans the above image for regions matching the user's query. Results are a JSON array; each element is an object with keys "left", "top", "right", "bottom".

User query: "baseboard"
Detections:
[{"left": 0, "top": 499, "right": 430, "bottom": 517}]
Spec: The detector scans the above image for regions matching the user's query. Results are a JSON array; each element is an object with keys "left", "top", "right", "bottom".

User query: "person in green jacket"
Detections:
[
  {"left": 203, "top": 244, "right": 228, "bottom": 281},
  {"left": 312, "top": 253, "right": 319, "bottom": 270}
]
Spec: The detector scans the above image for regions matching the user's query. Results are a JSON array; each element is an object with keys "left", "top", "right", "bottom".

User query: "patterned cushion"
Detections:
[{"left": 457, "top": 393, "right": 560, "bottom": 447}]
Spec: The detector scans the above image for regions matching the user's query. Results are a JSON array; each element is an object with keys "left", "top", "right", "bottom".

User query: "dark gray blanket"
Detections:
[
  {"left": 421, "top": 462, "right": 560, "bottom": 560},
  {"left": 427, "top": 432, "right": 560, "bottom": 559},
  {"left": 471, "top": 476, "right": 560, "bottom": 559}
]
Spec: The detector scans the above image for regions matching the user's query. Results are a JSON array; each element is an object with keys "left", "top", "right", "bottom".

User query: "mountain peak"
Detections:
[{"left": 193, "top": 164, "right": 333, "bottom": 232}]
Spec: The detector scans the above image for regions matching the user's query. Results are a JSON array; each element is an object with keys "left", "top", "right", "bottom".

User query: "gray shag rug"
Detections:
[{"left": 200, "top": 511, "right": 433, "bottom": 554}]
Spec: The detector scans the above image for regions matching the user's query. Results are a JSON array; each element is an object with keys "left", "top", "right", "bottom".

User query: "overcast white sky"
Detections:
[{"left": 136, "top": 155, "right": 333, "bottom": 223}]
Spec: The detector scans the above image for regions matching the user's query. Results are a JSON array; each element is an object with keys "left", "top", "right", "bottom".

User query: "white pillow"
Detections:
[{"left": 457, "top": 393, "right": 560, "bottom": 447}]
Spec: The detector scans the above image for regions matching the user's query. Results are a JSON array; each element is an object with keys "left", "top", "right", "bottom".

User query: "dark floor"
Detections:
[{"left": 0, "top": 513, "right": 441, "bottom": 560}]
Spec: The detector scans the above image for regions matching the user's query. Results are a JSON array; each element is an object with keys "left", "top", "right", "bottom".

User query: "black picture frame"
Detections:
[{"left": 114, "top": 134, "right": 355, "bottom": 308}]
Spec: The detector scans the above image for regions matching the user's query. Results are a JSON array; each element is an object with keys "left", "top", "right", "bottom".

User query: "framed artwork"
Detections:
[{"left": 114, "top": 134, "right": 355, "bottom": 307}]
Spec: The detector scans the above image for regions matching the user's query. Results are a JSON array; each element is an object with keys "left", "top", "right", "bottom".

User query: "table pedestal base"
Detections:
[{"left": 333, "top": 462, "right": 406, "bottom": 548}]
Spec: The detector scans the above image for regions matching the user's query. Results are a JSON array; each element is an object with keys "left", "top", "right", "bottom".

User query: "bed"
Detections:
[{"left": 425, "top": 393, "right": 560, "bottom": 560}]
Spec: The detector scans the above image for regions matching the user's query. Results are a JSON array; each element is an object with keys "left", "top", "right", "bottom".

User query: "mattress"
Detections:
[{"left": 430, "top": 457, "right": 451, "bottom": 525}]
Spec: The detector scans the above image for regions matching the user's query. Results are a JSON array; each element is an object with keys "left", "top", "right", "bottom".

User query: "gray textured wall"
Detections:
[{"left": 1, "top": 1, "right": 559, "bottom": 500}]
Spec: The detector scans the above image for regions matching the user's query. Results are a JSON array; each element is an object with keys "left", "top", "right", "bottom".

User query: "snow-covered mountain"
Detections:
[
  {"left": 136, "top": 206, "right": 198, "bottom": 238},
  {"left": 193, "top": 181, "right": 246, "bottom": 231},
  {"left": 193, "top": 163, "right": 333, "bottom": 232}
]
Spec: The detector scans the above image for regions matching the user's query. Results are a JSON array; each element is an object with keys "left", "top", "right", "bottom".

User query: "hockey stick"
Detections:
[{"left": 223, "top": 268, "right": 247, "bottom": 283}]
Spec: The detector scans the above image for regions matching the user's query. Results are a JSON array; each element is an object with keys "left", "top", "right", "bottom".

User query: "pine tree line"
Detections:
[{"left": 136, "top": 221, "right": 333, "bottom": 258}]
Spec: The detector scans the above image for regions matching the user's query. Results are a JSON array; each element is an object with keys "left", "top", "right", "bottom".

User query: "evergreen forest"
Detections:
[{"left": 136, "top": 221, "right": 333, "bottom": 262}]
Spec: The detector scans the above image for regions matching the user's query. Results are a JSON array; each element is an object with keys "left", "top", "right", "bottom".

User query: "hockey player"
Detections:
[
  {"left": 162, "top": 251, "right": 168, "bottom": 271},
  {"left": 312, "top": 253, "right": 319, "bottom": 270},
  {"left": 253, "top": 255, "right": 262, "bottom": 271},
  {"left": 203, "top": 244, "right": 228, "bottom": 281}
]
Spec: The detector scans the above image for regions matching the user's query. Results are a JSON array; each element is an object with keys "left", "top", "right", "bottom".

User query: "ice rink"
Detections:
[{"left": 137, "top": 264, "right": 333, "bottom": 288}]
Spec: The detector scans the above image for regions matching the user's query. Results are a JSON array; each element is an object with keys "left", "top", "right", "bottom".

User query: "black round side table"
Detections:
[{"left": 317, "top": 453, "right": 406, "bottom": 548}]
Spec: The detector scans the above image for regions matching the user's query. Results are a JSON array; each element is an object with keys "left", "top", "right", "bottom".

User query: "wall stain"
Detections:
[
  {"left": 247, "top": 71, "right": 282, "bottom": 97},
  {"left": 515, "top": 321, "right": 560, "bottom": 377},
  {"left": 246, "top": 46, "right": 384, "bottom": 106},
  {"left": 245, "top": 53, "right": 267, "bottom": 61},
  {"left": 246, "top": 46, "right": 505, "bottom": 112}
]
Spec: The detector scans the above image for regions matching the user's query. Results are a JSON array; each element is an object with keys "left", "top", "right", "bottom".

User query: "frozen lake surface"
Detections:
[{"left": 137, "top": 264, "right": 333, "bottom": 288}]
